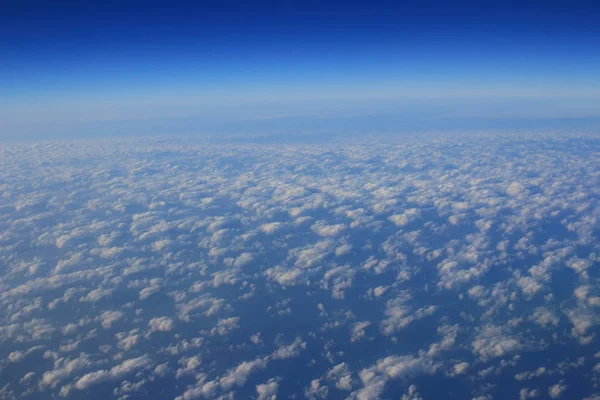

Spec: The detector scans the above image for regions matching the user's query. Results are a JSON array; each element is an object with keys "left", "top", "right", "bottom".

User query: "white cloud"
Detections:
[
  {"left": 451, "top": 362, "right": 469, "bottom": 376},
  {"left": 175, "top": 355, "right": 202, "bottom": 379},
  {"left": 148, "top": 316, "right": 174, "bottom": 332},
  {"left": 265, "top": 266, "right": 305, "bottom": 286},
  {"left": 401, "top": 385, "right": 424, "bottom": 400},
  {"left": 80, "top": 288, "right": 114, "bottom": 303},
  {"left": 41, "top": 353, "right": 96, "bottom": 389},
  {"left": 74, "top": 355, "right": 153, "bottom": 390},
  {"left": 352, "top": 355, "right": 438, "bottom": 400},
  {"left": 548, "top": 382, "right": 567, "bottom": 399},
  {"left": 259, "top": 222, "right": 284, "bottom": 234},
  {"left": 219, "top": 357, "right": 269, "bottom": 391},
  {"left": 351, "top": 321, "right": 371, "bottom": 342},
  {"left": 271, "top": 337, "right": 306, "bottom": 360},
  {"left": 98, "top": 311, "right": 124, "bottom": 329},
  {"left": 472, "top": 326, "right": 522, "bottom": 361},
  {"left": 380, "top": 297, "right": 437, "bottom": 336},
  {"left": 507, "top": 182, "right": 526, "bottom": 196},
  {"left": 304, "top": 379, "right": 328, "bottom": 400},
  {"left": 520, "top": 389, "right": 540, "bottom": 400},
  {"left": 327, "top": 363, "right": 353, "bottom": 391},
  {"left": 335, "top": 244, "right": 352, "bottom": 257},
  {"left": 311, "top": 222, "right": 346, "bottom": 237},
  {"left": 530, "top": 308, "right": 559, "bottom": 327},
  {"left": 256, "top": 378, "right": 279, "bottom": 400},
  {"left": 210, "top": 317, "right": 241, "bottom": 336}
]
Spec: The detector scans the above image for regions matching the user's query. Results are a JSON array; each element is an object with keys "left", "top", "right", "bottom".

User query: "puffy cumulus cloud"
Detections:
[
  {"left": 401, "top": 385, "right": 424, "bottom": 400},
  {"left": 117, "top": 331, "right": 141, "bottom": 351},
  {"left": 425, "top": 324, "right": 460, "bottom": 358},
  {"left": 389, "top": 214, "right": 409, "bottom": 227},
  {"left": 74, "top": 355, "right": 153, "bottom": 390},
  {"left": 264, "top": 266, "right": 305, "bottom": 286},
  {"left": 259, "top": 222, "right": 284, "bottom": 235},
  {"left": 435, "top": 257, "right": 491, "bottom": 290},
  {"left": 148, "top": 316, "right": 174, "bottom": 332},
  {"left": 351, "top": 355, "right": 438, "bottom": 400},
  {"left": 548, "top": 382, "right": 567, "bottom": 399},
  {"left": 233, "top": 252, "right": 254, "bottom": 267},
  {"left": 271, "top": 337, "right": 307, "bottom": 360},
  {"left": 335, "top": 244, "right": 353, "bottom": 257},
  {"left": 161, "top": 337, "right": 204, "bottom": 356},
  {"left": 520, "top": 388, "right": 540, "bottom": 399},
  {"left": 175, "top": 355, "right": 202, "bottom": 379},
  {"left": 311, "top": 222, "right": 346, "bottom": 237},
  {"left": 20, "top": 372, "right": 36, "bottom": 383},
  {"left": 256, "top": 378, "right": 279, "bottom": 400},
  {"left": 176, "top": 357, "right": 269, "bottom": 400},
  {"left": 176, "top": 295, "right": 230, "bottom": 322},
  {"left": 372, "top": 356, "right": 436, "bottom": 378},
  {"left": 467, "top": 284, "right": 487, "bottom": 298},
  {"left": 40, "top": 353, "right": 97, "bottom": 389},
  {"left": 0, "top": 384, "right": 16, "bottom": 400},
  {"left": 250, "top": 333, "right": 263, "bottom": 345},
  {"left": 530, "top": 307, "right": 559, "bottom": 327},
  {"left": 389, "top": 208, "right": 420, "bottom": 227},
  {"left": 290, "top": 240, "right": 335, "bottom": 269},
  {"left": 304, "top": 379, "right": 328, "bottom": 400},
  {"left": 113, "top": 379, "right": 148, "bottom": 397},
  {"left": 80, "top": 287, "right": 114, "bottom": 303},
  {"left": 209, "top": 317, "right": 241, "bottom": 336},
  {"left": 175, "top": 335, "right": 307, "bottom": 399},
  {"left": 450, "top": 362, "right": 470, "bottom": 376},
  {"left": 507, "top": 182, "right": 526, "bottom": 196},
  {"left": 362, "top": 256, "right": 392, "bottom": 275},
  {"left": 153, "top": 363, "right": 171, "bottom": 377},
  {"left": 565, "top": 308, "right": 599, "bottom": 344},
  {"left": 98, "top": 310, "right": 125, "bottom": 329},
  {"left": 380, "top": 296, "right": 437, "bottom": 336},
  {"left": 515, "top": 367, "right": 548, "bottom": 381},
  {"left": 516, "top": 276, "right": 543, "bottom": 298},
  {"left": 62, "top": 323, "right": 79, "bottom": 335},
  {"left": 327, "top": 363, "right": 353, "bottom": 391},
  {"left": 321, "top": 264, "right": 355, "bottom": 299},
  {"left": 350, "top": 321, "right": 372, "bottom": 342},
  {"left": 7, "top": 346, "right": 44, "bottom": 363},
  {"left": 472, "top": 326, "right": 522, "bottom": 361}
]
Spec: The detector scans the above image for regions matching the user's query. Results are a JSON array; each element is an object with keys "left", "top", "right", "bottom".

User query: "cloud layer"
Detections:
[{"left": 0, "top": 133, "right": 599, "bottom": 399}]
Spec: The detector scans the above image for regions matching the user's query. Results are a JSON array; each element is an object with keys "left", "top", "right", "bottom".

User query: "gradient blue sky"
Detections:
[{"left": 2, "top": 0, "right": 600, "bottom": 138}]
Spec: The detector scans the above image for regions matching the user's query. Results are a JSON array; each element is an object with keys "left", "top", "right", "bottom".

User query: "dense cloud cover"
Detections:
[{"left": 1, "top": 133, "right": 600, "bottom": 399}]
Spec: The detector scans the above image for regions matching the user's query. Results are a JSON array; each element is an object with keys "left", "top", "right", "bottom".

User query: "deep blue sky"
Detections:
[{"left": 2, "top": 0, "right": 600, "bottom": 138}]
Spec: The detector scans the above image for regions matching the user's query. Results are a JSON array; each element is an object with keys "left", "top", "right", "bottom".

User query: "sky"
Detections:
[{"left": 2, "top": 0, "right": 600, "bottom": 138}]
